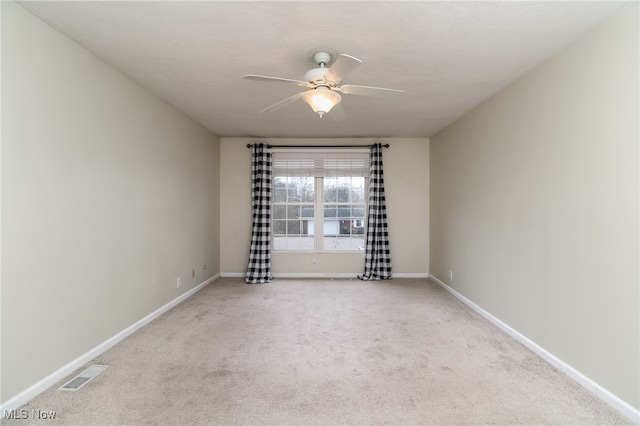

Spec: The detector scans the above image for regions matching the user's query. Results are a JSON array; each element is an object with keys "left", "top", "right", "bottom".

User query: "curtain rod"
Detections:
[{"left": 246, "top": 144, "right": 390, "bottom": 149}]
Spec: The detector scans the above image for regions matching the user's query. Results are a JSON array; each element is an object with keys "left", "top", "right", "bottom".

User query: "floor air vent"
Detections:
[{"left": 59, "top": 364, "right": 108, "bottom": 391}]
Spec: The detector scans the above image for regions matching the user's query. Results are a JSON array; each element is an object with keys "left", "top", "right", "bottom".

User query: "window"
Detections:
[
  {"left": 273, "top": 176, "right": 315, "bottom": 250},
  {"left": 322, "top": 176, "right": 366, "bottom": 250},
  {"left": 272, "top": 150, "right": 369, "bottom": 252}
]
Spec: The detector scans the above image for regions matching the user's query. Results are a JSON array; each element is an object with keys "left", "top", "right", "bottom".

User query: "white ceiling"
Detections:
[{"left": 17, "top": 1, "right": 626, "bottom": 138}]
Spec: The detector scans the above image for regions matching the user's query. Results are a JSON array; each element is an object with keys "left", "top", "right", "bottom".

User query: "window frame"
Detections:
[{"left": 271, "top": 149, "right": 369, "bottom": 253}]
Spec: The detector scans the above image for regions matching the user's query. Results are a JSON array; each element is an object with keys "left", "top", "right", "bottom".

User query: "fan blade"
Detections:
[
  {"left": 330, "top": 104, "right": 346, "bottom": 122},
  {"left": 324, "top": 54, "right": 362, "bottom": 83},
  {"left": 340, "top": 84, "right": 406, "bottom": 98},
  {"left": 259, "top": 92, "right": 304, "bottom": 114},
  {"left": 243, "top": 74, "right": 310, "bottom": 87}
]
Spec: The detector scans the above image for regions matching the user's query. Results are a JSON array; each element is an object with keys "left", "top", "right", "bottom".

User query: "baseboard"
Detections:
[
  {"left": 275, "top": 273, "right": 359, "bottom": 279},
  {"left": 429, "top": 274, "right": 640, "bottom": 424},
  {"left": 221, "top": 272, "right": 429, "bottom": 279},
  {"left": 223, "top": 272, "right": 360, "bottom": 279},
  {"left": 0, "top": 274, "right": 220, "bottom": 417},
  {"left": 392, "top": 273, "right": 429, "bottom": 278}
]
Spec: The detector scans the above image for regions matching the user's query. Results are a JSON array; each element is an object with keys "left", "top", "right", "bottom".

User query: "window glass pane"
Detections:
[
  {"left": 352, "top": 205, "right": 366, "bottom": 219},
  {"left": 277, "top": 235, "right": 312, "bottom": 251},
  {"left": 292, "top": 236, "right": 314, "bottom": 251},
  {"left": 337, "top": 207, "right": 351, "bottom": 219},
  {"left": 273, "top": 237, "right": 286, "bottom": 251},
  {"left": 273, "top": 220, "right": 286, "bottom": 235},
  {"left": 274, "top": 205, "right": 286, "bottom": 220},
  {"left": 321, "top": 192, "right": 367, "bottom": 250},
  {"left": 337, "top": 177, "right": 350, "bottom": 202},
  {"left": 299, "top": 205, "right": 314, "bottom": 221},
  {"left": 286, "top": 220, "right": 301, "bottom": 235},
  {"left": 299, "top": 177, "right": 315, "bottom": 202},
  {"left": 351, "top": 177, "right": 365, "bottom": 202},
  {"left": 323, "top": 177, "right": 338, "bottom": 202},
  {"left": 324, "top": 205, "right": 338, "bottom": 221},
  {"left": 285, "top": 177, "right": 314, "bottom": 202},
  {"left": 323, "top": 235, "right": 366, "bottom": 251},
  {"left": 286, "top": 205, "right": 301, "bottom": 220},
  {"left": 286, "top": 187, "right": 298, "bottom": 202},
  {"left": 284, "top": 237, "right": 298, "bottom": 251},
  {"left": 274, "top": 177, "right": 287, "bottom": 202},
  {"left": 323, "top": 220, "right": 340, "bottom": 236},
  {"left": 274, "top": 188, "right": 286, "bottom": 203},
  {"left": 273, "top": 176, "right": 315, "bottom": 252}
]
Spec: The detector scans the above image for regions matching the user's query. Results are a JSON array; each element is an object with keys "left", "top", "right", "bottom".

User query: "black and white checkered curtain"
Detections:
[
  {"left": 245, "top": 143, "right": 273, "bottom": 284},
  {"left": 359, "top": 143, "right": 392, "bottom": 280}
]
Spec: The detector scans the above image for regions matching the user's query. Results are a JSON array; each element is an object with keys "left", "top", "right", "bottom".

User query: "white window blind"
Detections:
[{"left": 272, "top": 150, "right": 370, "bottom": 178}]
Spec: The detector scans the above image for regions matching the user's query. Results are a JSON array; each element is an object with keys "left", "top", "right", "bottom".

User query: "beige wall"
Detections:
[
  {"left": 430, "top": 3, "right": 638, "bottom": 409},
  {"left": 1, "top": 2, "right": 220, "bottom": 403},
  {"left": 221, "top": 138, "right": 429, "bottom": 277}
]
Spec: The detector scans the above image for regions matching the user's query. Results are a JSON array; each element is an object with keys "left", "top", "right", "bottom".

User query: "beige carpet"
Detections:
[{"left": 5, "top": 278, "right": 632, "bottom": 425}]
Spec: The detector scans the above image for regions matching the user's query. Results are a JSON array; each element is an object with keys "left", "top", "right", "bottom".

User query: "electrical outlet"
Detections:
[
  {"left": 203, "top": 264, "right": 207, "bottom": 271},
  {"left": 177, "top": 277, "right": 182, "bottom": 288},
  {"left": 312, "top": 258, "right": 317, "bottom": 266}
]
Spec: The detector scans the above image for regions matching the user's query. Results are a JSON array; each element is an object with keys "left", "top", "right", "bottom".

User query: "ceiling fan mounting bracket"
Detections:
[{"left": 313, "top": 52, "right": 331, "bottom": 66}]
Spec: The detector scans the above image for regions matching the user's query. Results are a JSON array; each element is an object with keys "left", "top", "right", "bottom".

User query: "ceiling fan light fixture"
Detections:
[
  {"left": 301, "top": 87, "right": 342, "bottom": 118},
  {"left": 245, "top": 52, "right": 403, "bottom": 118}
]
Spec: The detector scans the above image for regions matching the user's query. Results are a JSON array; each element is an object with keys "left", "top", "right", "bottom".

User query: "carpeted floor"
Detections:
[{"left": 5, "top": 278, "right": 632, "bottom": 425}]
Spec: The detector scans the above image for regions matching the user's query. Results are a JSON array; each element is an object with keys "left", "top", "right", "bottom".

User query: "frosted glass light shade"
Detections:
[{"left": 301, "top": 87, "right": 342, "bottom": 118}]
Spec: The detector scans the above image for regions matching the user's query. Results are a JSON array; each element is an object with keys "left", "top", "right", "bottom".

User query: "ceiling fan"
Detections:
[{"left": 243, "top": 52, "right": 406, "bottom": 119}]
